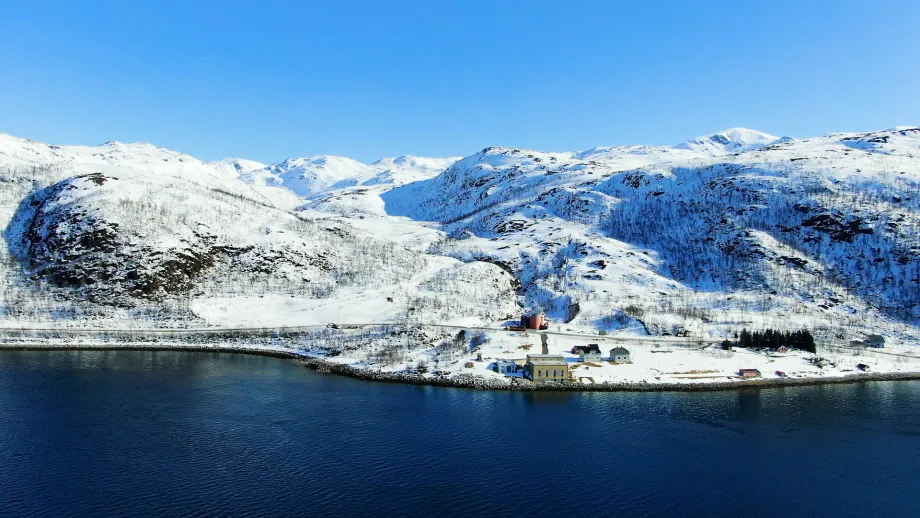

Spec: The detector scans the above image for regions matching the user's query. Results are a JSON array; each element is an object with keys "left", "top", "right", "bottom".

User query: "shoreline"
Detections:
[{"left": 2, "top": 342, "right": 919, "bottom": 392}]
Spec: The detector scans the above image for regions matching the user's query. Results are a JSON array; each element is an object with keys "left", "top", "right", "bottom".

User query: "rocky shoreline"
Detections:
[
  {"left": 0, "top": 343, "right": 307, "bottom": 361},
  {"left": 5, "top": 342, "right": 915, "bottom": 392},
  {"left": 301, "top": 357, "right": 920, "bottom": 392}
]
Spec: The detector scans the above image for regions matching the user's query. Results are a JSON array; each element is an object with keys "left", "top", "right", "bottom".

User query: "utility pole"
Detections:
[{"left": 405, "top": 306, "right": 415, "bottom": 352}]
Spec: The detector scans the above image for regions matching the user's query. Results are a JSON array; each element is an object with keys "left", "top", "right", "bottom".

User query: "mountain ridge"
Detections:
[{"left": 0, "top": 126, "right": 917, "bottom": 348}]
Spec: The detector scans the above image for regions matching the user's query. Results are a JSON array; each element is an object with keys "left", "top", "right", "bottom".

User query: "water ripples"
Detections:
[{"left": 1, "top": 351, "right": 919, "bottom": 517}]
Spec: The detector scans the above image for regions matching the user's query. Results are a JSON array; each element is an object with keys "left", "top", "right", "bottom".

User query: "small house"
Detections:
[
  {"left": 775, "top": 370, "right": 787, "bottom": 378},
  {"left": 494, "top": 359, "right": 519, "bottom": 376},
  {"left": 739, "top": 368, "right": 761, "bottom": 378},
  {"left": 776, "top": 346, "right": 788, "bottom": 353},
  {"left": 857, "top": 363, "right": 871, "bottom": 372},
  {"left": 867, "top": 335, "right": 885, "bottom": 348},
  {"left": 573, "top": 344, "right": 602, "bottom": 362},
  {"left": 525, "top": 354, "right": 569, "bottom": 383},
  {"left": 610, "top": 347, "right": 631, "bottom": 363}
]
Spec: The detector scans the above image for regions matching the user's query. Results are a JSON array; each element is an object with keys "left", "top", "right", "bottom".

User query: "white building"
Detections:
[
  {"left": 610, "top": 347, "right": 631, "bottom": 363},
  {"left": 579, "top": 344, "right": 603, "bottom": 362},
  {"left": 494, "top": 359, "right": 519, "bottom": 376}
]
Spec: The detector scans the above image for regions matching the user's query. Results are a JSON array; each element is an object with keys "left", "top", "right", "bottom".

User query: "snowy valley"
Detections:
[{"left": 0, "top": 126, "right": 918, "bottom": 386}]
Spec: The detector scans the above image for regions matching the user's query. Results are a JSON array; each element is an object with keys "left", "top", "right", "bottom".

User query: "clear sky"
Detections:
[{"left": 1, "top": 0, "right": 918, "bottom": 163}]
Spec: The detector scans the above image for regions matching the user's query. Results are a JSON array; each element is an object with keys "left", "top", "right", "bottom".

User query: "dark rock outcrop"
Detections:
[{"left": 17, "top": 175, "right": 217, "bottom": 304}]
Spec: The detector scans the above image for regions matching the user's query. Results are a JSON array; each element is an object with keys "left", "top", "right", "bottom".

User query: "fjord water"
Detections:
[{"left": 1, "top": 351, "right": 918, "bottom": 517}]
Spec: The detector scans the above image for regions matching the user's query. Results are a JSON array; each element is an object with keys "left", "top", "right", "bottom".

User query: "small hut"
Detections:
[{"left": 739, "top": 368, "right": 761, "bottom": 378}]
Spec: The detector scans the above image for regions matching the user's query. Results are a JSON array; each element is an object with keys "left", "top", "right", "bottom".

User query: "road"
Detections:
[
  {"left": 0, "top": 322, "right": 723, "bottom": 345},
  {"left": 7, "top": 323, "right": 916, "bottom": 359},
  {"left": 2, "top": 322, "right": 917, "bottom": 362}
]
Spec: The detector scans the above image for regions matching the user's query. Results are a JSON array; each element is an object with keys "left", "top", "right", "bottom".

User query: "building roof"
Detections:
[
  {"left": 610, "top": 347, "right": 630, "bottom": 355},
  {"left": 867, "top": 334, "right": 885, "bottom": 342},
  {"left": 526, "top": 354, "right": 567, "bottom": 365},
  {"left": 739, "top": 368, "right": 761, "bottom": 374},
  {"left": 575, "top": 344, "right": 602, "bottom": 354}
]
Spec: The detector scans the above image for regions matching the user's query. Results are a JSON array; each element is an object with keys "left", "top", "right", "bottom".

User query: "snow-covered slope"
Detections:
[
  {"left": 227, "top": 154, "right": 459, "bottom": 214},
  {"left": 290, "top": 155, "right": 460, "bottom": 216},
  {"left": 208, "top": 157, "right": 266, "bottom": 178},
  {"left": 366, "top": 156, "right": 461, "bottom": 186},
  {"left": 674, "top": 127, "right": 785, "bottom": 155},
  {"left": 244, "top": 154, "right": 458, "bottom": 194},
  {"left": 242, "top": 156, "right": 377, "bottom": 198},
  {"left": 381, "top": 126, "right": 920, "bottom": 347},
  {"left": 0, "top": 133, "right": 517, "bottom": 327},
  {"left": 0, "top": 135, "right": 232, "bottom": 183}
]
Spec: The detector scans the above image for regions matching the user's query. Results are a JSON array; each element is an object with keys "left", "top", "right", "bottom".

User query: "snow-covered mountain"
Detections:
[
  {"left": 225, "top": 154, "right": 457, "bottom": 216},
  {"left": 202, "top": 154, "right": 459, "bottom": 213},
  {"left": 242, "top": 156, "right": 377, "bottom": 198},
  {"left": 208, "top": 157, "right": 266, "bottom": 178},
  {"left": 0, "top": 126, "right": 918, "bottom": 354},
  {"left": 381, "top": 126, "right": 920, "bottom": 345},
  {"left": 0, "top": 134, "right": 234, "bottom": 183},
  {"left": 0, "top": 134, "right": 516, "bottom": 327},
  {"left": 366, "top": 156, "right": 462, "bottom": 186},
  {"left": 234, "top": 154, "right": 459, "bottom": 197},
  {"left": 675, "top": 127, "right": 786, "bottom": 155}
]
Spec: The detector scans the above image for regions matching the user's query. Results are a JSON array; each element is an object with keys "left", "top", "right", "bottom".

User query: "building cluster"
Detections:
[{"left": 492, "top": 344, "right": 632, "bottom": 383}]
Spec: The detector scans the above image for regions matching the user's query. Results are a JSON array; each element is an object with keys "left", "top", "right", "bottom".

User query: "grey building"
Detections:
[
  {"left": 574, "top": 344, "right": 602, "bottom": 362},
  {"left": 610, "top": 347, "right": 631, "bottom": 363}
]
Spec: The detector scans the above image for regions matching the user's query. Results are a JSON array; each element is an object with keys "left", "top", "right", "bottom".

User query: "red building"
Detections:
[{"left": 521, "top": 311, "right": 548, "bottom": 330}]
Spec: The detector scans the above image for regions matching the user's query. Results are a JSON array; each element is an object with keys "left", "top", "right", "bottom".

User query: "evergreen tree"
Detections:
[{"left": 732, "top": 328, "right": 815, "bottom": 353}]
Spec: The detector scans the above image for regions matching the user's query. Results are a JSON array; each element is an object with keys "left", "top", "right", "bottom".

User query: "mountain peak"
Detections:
[
  {"left": 675, "top": 128, "right": 782, "bottom": 155},
  {"left": 273, "top": 155, "right": 367, "bottom": 169},
  {"left": 99, "top": 139, "right": 161, "bottom": 149},
  {"left": 371, "top": 155, "right": 461, "bottom": 171},
  {"left": 209, "top": 158, "right": 266, "bottom": 177}
]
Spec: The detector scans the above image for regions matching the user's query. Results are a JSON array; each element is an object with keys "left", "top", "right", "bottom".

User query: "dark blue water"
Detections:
[{"left": 0, "top": 351, "right": 918, "bottom": 517}]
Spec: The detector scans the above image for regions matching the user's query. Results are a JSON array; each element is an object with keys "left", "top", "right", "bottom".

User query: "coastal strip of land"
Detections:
[{"left": 2, "top": 342, "right": 918, "bottom": 392}]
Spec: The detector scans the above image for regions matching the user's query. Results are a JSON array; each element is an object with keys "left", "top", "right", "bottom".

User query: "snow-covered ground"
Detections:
[
  {"left": 430, "top": 330, "right": 920, "bottom": 385},
  {"left": 0, "top": 126, "right": 918, "bottom": 387}
]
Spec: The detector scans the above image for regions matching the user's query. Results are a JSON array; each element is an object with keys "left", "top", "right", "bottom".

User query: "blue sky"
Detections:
[{"left": 1, "top": 0, "right": 918, "bottom": 163}]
